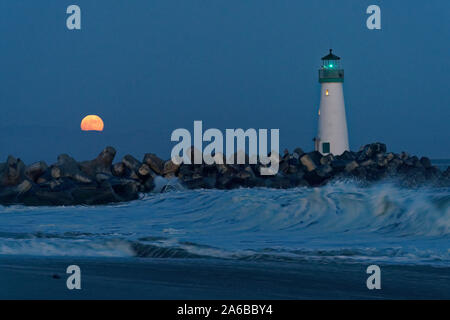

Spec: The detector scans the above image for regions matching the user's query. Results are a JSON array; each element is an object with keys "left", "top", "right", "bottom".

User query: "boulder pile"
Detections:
[{"left": 0, "top": 143, "right": 448, "bottom": 206}]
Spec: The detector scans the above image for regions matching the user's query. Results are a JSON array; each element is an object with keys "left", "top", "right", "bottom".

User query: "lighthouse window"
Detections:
[
  {"left": 322, "top": 142, "right": 330, "bottom": 154},
  {"left": 326, "top": 89, "right": 329, "bottom": 96}
]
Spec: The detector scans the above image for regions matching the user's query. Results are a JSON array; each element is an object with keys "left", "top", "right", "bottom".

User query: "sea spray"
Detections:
[{"left": 0, "top": 181, "right": 448, "bottom": 265}]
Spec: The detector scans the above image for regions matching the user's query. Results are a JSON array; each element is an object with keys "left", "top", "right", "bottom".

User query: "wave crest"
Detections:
[{"left": 0, "top": 181, "right": 448, "bottom": 265}]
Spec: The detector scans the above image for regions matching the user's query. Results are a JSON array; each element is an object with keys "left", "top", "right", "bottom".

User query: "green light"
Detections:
[{"left": 329, "top": 64, "right": 333, "bottom": 68}]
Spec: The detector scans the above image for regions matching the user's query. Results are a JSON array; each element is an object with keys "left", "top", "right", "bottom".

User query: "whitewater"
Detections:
[{"left": 0, "top": 179, "right": 448, "bottom": 267}]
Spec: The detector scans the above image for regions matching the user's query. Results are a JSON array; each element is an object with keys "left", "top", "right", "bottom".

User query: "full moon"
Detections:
[{"left": 80, "top": 115, "right": 104, "bottom": 131}]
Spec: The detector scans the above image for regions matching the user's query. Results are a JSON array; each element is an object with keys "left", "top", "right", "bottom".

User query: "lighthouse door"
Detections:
[{"left": 322, "top": 142, "right": 330, "bottom": 154}]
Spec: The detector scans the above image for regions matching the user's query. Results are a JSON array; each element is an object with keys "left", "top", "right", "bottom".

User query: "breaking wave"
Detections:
[{"left": 0, "top": 181, "right": 449, "bottom": 265}]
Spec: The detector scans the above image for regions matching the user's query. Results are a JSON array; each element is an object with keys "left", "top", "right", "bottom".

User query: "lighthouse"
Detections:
[{"left": 315, "top": 49, "right": 349, "bottom": 155}]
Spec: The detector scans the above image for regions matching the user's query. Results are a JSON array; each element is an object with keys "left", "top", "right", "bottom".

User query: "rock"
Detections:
[
  {"left": 317, "top": 164, "right": 333, "bottom": 177},
  {"left": 21, "top": 189, "right": 74, "bottom": 206},
  {"left": 142, "top": 177, "right": 155, "bottom": 192},
  {"left": 0, "top": 178, "right": 34, "bottom": 205},
  {"left": 163, "top": 160, "right": 180, "bottom": 177},
  {"left": 300, "top": 154, "right": 317, "bottom": 172},
  {"left": 1, "top": 143, "right": 448, "bottom": 206},
  {"left": 307, "top": 151, "right": 323, "bottom": 166},
  {"left": 0, "top": 187, "right": 19, "bottom": 204},
  {"left": 265, "top": 175, "right": 292, "bottom": 189},
  {"left": 412, "top": 156, "right": 422, "bottom": 168},
  {"left": 121, "top": 155, "right": 142, "bottom": 180},
  {"left": 386, "top": 158, "right": 403, "bottom": 175},
  {"left": 288, "top": 164, "right": 298, "bottom": 174},
  {"left": 345, "top": 161, "right": 359, "bottom": 173},
  {"left": 0, "top": 156, "right": 26, "bottom": 186},
  {"left": 136, "top": 163, "right": 154, "bottom": 191},
  {"left": 352, "top": 166, "right": 367, "bottom": 179},
  {"left": 360, "top": 159, "right": 375, "bottom": 167},
  {"left": 108, "top": 178, "right": 140, "bottom": 201},
  {"left": 70, "top": 184, "right": 121, "bottom": 205},
  {"left": 288, "top": 155, "right": 299, "bottom": 166},
  {"left": 36, "top": 170, "right": 52, "bottom": 184},
  {"left": 288, "top": 170, "right": 307, "bottom": 187},
  {"left": 25, "top": 161, "right": 48, "bottom": 182},
  {"left": 112, "top": 162, "right": 126, "bottom": 177},
  {"left": 95, "top": 173, "right": 112, "bottom": 183},
  {"left": 400, "top": 152, "right": 409, "bottom": 160},
  {"left": 420, "top": 157, "right": 432, "bottom": 169},
  {"left": 292, "top": 148, "right": 305, "bottom": 159},
  {"left": 177, "top": 164, "right": 194, "bottom": 179},
  {"left": 303, "top": 165, "right": 333, "bottom": 186},
  {"left": 367, "top": 166, "right": 386, "bottom": 181},
  {"left": 183, "top": 175, "right": 216, "bottom": 189},
  {"left": 425, "top": 166, "right": 441, "bottom": 181},
  {"left": 16, "top": 180, "right": 33, "bottom": 194},
  {"left": 216, "top": 174, "right": 233, "bottom": 189},
  {"left": 96, "top": 146, "right": 116, "bottom": 169},
  {"left": 216, "top": 163, "right": 229, "bottom": 175},
  {"left": 50, "top": 166, "right": 62, "bottom": 179},
  {"left": 143, "top": 153, "right": 164, "bottom": 175},
  {"left": 54, "top": 154, "right": 79, "bottom": 175},
  {"left": 357, "top": 142, "right": 386, "bottom": 161},
  {"left": 336, "top": 150, "right": 356, "bottom": 161},
  {"left": 385, "top": 153, "right": 395, "bottom": 162},
  {"left": 330, "top": 159, "right": 349, "bottom": 172},
  {"left": 279, "top": 160, "right": 289, "bottom": 174},
  {"left": 138, "top": 164, "right": 151, "bottom": 177},
  {"left": 48, "top": 178, "right": 77, "bottom": 192},
  {"left": 73, "top": 173, "right": 93, "bottom": 184},
  {"left": 404, "top": 156, "right": 415, "bottom": 167},
  {"left": 122, "top": 155, "right": 141, "bottom": 173},
  {"left": 53, "top": 154, "right": 93, "bottom": 184},
  {"left": 320, "top": 154, "right": 334, "bottom": 166},
  {"left": 79, "top": 146, "right": 116, "bottom": 176},
  {"left": 203, "top": 164, "right": 219, "bottom": 176},
  {"left": 376, "top": 154, "right": 388, "bottom": 167},
  {"left": 372, "top": 142, "right": 386, "bottom": 154},
  {"left": 239, "top": 166, "right": 255, "bottom": 180}
]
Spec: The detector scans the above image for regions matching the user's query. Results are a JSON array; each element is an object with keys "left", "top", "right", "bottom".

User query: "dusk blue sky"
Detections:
[{"left": 0, "top": 1, "right": 449, "bottom": 164}]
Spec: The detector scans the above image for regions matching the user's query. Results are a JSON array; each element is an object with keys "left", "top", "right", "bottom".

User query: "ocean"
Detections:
[{"left": 0, "top": 162, "right": 449, "bottom": 299}]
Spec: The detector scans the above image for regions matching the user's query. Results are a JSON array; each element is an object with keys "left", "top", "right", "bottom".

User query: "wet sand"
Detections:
[{"left": 0, "top": 256, "right": 449, "bottom": 299}]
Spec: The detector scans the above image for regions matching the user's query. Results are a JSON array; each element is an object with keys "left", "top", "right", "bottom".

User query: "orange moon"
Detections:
[{"left": 80, "top": 115, "right": 104, "bottom": 131}]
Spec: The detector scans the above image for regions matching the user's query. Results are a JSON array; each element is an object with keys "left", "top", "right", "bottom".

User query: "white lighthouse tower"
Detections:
[{"left": 315, "top": 49, "right": 349, "bottom": 155}]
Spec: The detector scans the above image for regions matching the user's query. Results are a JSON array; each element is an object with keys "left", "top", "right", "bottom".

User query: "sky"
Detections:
[{"left": 0, "top": 0, "right": 449, "bottom": 164}]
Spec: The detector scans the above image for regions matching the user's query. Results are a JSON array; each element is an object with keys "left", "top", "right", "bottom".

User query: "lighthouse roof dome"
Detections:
[{"left": 321, "top": 49, "right": 340, "bottom": 61}]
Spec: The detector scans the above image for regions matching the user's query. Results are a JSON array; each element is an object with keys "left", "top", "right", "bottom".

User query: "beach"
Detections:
[
  {"left": 0, "top": 181, "right": 449, "bottom": 299},
  {"left": 1, "top": 256, "right": 449, "bottom": 299}
]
